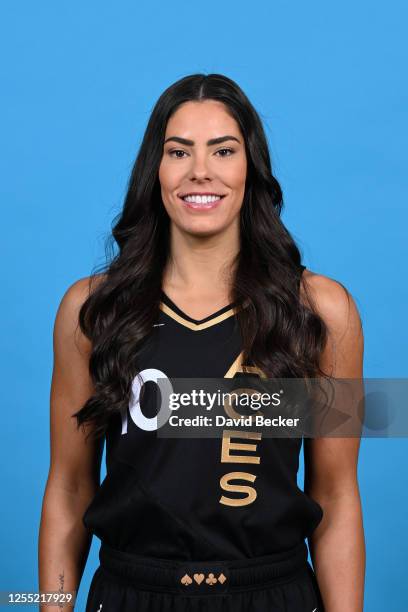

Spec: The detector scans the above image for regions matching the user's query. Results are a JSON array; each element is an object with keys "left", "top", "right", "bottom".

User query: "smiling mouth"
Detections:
[
  {"left": 180, "top": 194, "right": 226, "bottom": 201},
  {"left": 178, "top": 194, "right": 226, "bottom": 210}
]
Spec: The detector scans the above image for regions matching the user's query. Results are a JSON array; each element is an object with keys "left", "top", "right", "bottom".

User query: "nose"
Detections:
[{"left": 189, "top": 151, "right": 212, "bottom": 181}]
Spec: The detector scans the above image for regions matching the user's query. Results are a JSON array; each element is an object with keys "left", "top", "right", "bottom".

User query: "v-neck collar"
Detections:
[{"left": 159, "top": 291, "right": 243, "bottom": 331}]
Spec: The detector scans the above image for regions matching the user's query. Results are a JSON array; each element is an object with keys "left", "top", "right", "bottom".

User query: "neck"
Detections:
[{"left": 163, "top": 221, "right": 240, "bottom": 296}]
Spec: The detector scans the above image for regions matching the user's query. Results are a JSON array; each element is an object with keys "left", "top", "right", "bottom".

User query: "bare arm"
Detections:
[
  {"left": 38, "top": 277, "right": 104, "bottom": 611},
  {"left": 302, "top": 271, "right": 366, "bottom": 612}
]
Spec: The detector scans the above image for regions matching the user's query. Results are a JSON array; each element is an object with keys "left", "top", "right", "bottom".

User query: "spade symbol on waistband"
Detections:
[{"left": 180, "top": 574, "right": 192, "bottom": 586}]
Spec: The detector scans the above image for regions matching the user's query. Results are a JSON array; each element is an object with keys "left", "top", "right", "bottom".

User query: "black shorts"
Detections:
[{"left": 85, "top": 541, "right": 325, "bottom": 611}]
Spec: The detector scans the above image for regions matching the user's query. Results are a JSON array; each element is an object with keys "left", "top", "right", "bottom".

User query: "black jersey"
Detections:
[{"left": 82, "top": 265, "right": 323, "bottom": 561}]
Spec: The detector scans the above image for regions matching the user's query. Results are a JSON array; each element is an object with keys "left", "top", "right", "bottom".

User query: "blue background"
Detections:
[{"left": 1, "top": 1, "right": 407, "bottom": 610}]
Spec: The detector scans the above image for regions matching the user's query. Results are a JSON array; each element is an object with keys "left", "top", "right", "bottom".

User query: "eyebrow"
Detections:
[{"left": 163, "top": 135, "right": 241, "bottom": 146}]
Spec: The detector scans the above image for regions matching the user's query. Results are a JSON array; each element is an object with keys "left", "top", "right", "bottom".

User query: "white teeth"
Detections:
[{"left": 182, "top": 195, "right": 222, "bottom": 204}]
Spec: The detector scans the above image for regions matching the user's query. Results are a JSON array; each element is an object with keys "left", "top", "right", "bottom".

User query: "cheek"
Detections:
[
  {"left": 224, "top": 157, "right": 247, "bottom": 191},
  {"left": 158, "top": 162, "right": 171, "bottom": 193},
  {"left": 159, "top": 158, "right": 186, "bottom": 190}
]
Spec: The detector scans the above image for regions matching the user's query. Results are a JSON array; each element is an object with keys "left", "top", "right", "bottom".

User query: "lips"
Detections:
[
  {"left": 178, "top": 193, "right": 227, "bottom": 199},
  {"left": 178, "top": 194, "right": 226, "bottom": 210}
]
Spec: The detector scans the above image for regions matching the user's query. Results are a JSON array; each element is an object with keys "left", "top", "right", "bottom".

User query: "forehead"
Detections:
[{"left": 165, "top": 100, "right": 240, "bottom": 138}]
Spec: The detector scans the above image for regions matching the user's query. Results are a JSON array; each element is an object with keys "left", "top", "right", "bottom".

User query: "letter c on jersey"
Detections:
[{"left": 121, "top": 368, "right": 174, "bottom": 433}]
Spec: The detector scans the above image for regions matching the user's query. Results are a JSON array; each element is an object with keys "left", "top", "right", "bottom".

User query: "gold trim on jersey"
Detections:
[{"left": 159, "top": 299, "right": 250, "bottom": 331}]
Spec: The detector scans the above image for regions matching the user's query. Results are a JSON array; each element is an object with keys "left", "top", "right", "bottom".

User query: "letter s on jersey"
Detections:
[{"left": 219, "top": 472, "right": 257, "bottom": 506}]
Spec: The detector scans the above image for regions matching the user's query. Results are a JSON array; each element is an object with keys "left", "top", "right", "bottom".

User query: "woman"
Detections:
[{"left": 39, "top": 73, "right": 365, "bottom": 611}]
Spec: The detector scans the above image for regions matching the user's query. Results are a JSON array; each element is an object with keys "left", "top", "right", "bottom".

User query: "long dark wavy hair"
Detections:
[{"left": 73, "top": 73, "right": 332, "bottom": 442}]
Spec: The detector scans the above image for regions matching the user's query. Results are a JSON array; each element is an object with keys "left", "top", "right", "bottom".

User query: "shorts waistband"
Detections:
[{"left": 98, "top": 541, "right": 309, "bottom": 595}]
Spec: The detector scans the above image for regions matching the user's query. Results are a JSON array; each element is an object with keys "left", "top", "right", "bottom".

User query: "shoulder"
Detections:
[
  {"left": 59, "top": 273, "right": 107, "bottom": 310},
  {"left": 300, "top": 267, "right": 363, "bottom": 338},
  {"left": 53, "top": 273, "right": 107, "bottom": 353}
]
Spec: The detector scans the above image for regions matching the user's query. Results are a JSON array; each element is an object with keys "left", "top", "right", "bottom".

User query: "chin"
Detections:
[{"left": 182, "top": 222, "right": 226, "bottom": 237}]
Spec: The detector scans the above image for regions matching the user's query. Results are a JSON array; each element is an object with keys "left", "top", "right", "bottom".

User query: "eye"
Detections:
[
  {"left": 168, "top": 149, "right": 188, "bottom": 159},
  {"left": 216, "top": 148, "right": 235, "bottom": 157}
]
